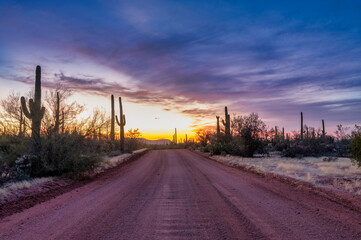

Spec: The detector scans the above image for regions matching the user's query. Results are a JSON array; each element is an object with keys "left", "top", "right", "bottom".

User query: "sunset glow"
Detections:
[{"left": 1, "top": 0, "right": 361, "bottom": 137}]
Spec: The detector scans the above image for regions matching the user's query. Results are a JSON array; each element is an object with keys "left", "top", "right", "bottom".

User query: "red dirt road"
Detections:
[{"left": 1, "top": 149, "right": 361, "bottom": 240}]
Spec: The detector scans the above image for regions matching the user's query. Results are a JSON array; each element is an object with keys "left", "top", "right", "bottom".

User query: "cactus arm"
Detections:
[
  {"left": 29, "top": 99, "right": 35, "bottom": 116},
  {"left": 222, "top": 119, "right": 226, "bottom": 126},
  {"left": 123, "top": 114, "right": 126, "bottom": 126},
  {"left": 115, "top": 115, "right": 120, "bottom": 126},
  {"left": 21, "top": 97, "right": 32, "bottom": 119}
]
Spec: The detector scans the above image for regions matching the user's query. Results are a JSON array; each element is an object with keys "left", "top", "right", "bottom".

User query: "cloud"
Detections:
[
  {"left": 1, "top": 0, "right": 361, "bottom": 127},
  {"left": 181, "top": 108, "right": 217, "bottom": 119}
]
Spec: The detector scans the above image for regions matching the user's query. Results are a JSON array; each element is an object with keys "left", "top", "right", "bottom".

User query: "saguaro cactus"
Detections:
[
  {"left": 222, "top": 107, "right": 231, "bottom": 142},
  {"left": 116, "top": 97, "right": 126, "bottom": 152},
  {"left": 110, "top": 95, "right": 115, "bottom": 141},
  {"left": 216, "top": 116, "right": 220, "bottom": 137},
  {"left": 322, "top": 119, "right": 326, "bottom": 137},
  {"left": 54, "top": 92, "right": 60, "bottom": 134},
  {"left": 282, "top": 127, "right": 285, "bottom": 140},
  {"left": 185, "top": 134, "right": 188, "bottom": 143},
  {"left": 21, "top": 65, "right": 45, "bottom": 154},
  {"left": 300, "top": 112, "right": 304, "bottom": 140}
]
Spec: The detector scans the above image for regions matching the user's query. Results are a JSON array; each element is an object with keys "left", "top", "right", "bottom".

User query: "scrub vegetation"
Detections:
[{"left": 0, "top": 66, "right": 143, "bottom": 185}]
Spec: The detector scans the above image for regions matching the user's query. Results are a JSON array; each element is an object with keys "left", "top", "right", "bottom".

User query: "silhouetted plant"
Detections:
[
  {"left": 110, "top": 95, "right": 115, "bottom": 141},
  {"left": 115, "top": 97, "right": 126, "bottom": 152},
  {"left": 222, "top": 106, "right": 231, "bottom": 143},
  {"left": 21, "top": 66, "right": 45, "bottom": 167}
]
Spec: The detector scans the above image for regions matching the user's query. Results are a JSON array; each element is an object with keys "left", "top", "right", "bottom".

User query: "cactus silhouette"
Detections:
[
  {"left": 115, "top": 97, "right": 126, "bottom": 152},
  {"left": 21, "top": 65, "right": 45, "bottom": 155},
  {"left": 216, "top": 116, "right": 220, "bottom": 137},
  {"left": 322, "top": 119, "right": 326, "bottom": 137},
  {"left": 222, "top": 107, "right": 231, "bottom": 142},
  {"left": 300, "top": 112, "right": 304, "bottom": 140},
  {"left": 110, "top": 94, "right": 115, "bottom": 141}
]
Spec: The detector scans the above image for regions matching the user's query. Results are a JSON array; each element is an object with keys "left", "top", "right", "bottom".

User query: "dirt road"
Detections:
[{"left": 1, "top": 149, "right": 361, "bottom": 240}]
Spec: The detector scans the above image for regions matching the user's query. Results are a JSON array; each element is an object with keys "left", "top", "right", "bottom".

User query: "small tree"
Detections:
[
  {"left": 44, "top": 86, "right": 84, "bottom": 133},
  {"left": 232, "top": 113, "right": 266, "bottom": 157},
  {"left": 0, "top": 92, "right": 28, "bottom": 135},
  {"left": 195, "top": 128, "right": 211, "bottom": 147},
  {"left": 125, "top": 128, "right": 142, "bottom": 152}
]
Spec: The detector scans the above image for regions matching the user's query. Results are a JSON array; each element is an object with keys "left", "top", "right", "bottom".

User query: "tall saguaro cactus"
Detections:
[
  {"left": 110, "top": 95, "right": 115, "bottom": 141},
  {"left": 216, "top": 116, "right": 220, "bottom": 137},
  {"left": 222, "top": 107, "right": 231, "bottom": 142},
  {"left": 322, "top": 119, "right": 326, "bottom": 138},
  {"left": 300, "top": 112, "right": 304, "bottom": 140},
  {"left": 21, "top": 65, "right": 45, "bottom": 154},
  {"left": 116, "top": 97, "right": 126, "bottom": 152}
]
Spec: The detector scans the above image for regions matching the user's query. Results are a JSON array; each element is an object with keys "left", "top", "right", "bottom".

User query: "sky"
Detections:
[{"left": 0, "top": 0, "right": 361, "bottom": 139}]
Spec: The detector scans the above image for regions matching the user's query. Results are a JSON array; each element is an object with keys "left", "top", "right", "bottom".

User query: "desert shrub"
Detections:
[
  {"left": 350, "top": 125, "right": 361, "bottom": 167},
  {"left": 223, "top": 139, "right": 245, "bottom": 156},
  {"left": 124, "top": 138, "right": 144, "bottom": 153},
  {"left": 35, "top": 132, "right": 101, "bottom": 177},
  {"left": 0, "top": 135, "right": 31, "bottom": 167},
  {"left": 282, "top": 143, "right": 310, "bottom": 158},
  {"left": 124, "top": 128, "right": 145, "bottom": 153},
  {"left": 280, "top": 136, "right": 337, "bottom": 158},
  {"left": 207, "top": 142, "right": 223, "bottom": 156}
]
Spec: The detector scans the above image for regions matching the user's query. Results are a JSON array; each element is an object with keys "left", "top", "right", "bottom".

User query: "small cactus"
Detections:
[
  {"left": 322, "top": 119, "right": 326, "bottom": 137},
  {"left": 21, "top": 65, "right": 45, "bottom": 155}
]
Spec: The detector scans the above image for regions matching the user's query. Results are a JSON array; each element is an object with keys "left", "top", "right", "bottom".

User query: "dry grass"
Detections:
[
  {"left": 211, "top": 153, "right": 361, "bottom": 195},
  {"left": 0, "top": 177, "right": 54, "bottom": 199},
  {"left": 93, "top": 148, "right": 148, "bottom": 174}
]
